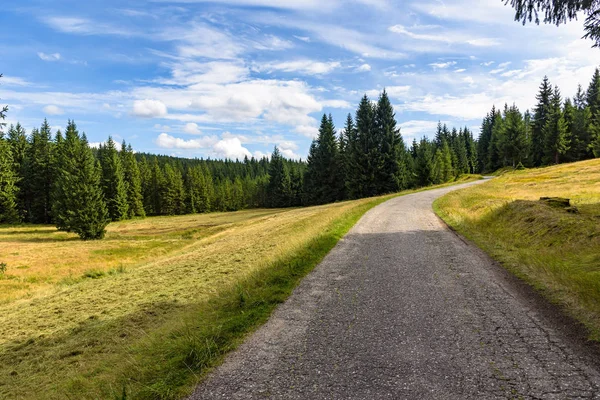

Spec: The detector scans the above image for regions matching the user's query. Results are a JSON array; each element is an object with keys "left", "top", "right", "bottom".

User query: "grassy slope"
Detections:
[
  {"left": 434, "top": 159, "right": 600, "bottom": 340},
  {"left": 0, "top": 176, "right": 480, "bottom": 400}
]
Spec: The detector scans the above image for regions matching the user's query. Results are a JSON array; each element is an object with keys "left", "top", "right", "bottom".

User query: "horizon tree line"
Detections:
[{"left": 1, "top": 69, "right": 600, "bottom": 239}]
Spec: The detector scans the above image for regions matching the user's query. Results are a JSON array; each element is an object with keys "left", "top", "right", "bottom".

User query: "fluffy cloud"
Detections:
[
  {"left": 356, "top": 63, "right": 371, "bottom": 72},
  {"left": 38, "top": 52, "right": 61, "bottom": 61},
  {"left": 183, "top": 122, "right": 202, "bottom": 134},
  {"left": 43, "top": 105, "right": 64, "bottom": 115},
  {"left": 155, "top": 132, "right": 218, "bottom": 149},
  {"left": 213, "top": 137, "right": 252, "bottom": 159},
  {"left": 132, "top": 99, "right": 168, "bottom": 118}
]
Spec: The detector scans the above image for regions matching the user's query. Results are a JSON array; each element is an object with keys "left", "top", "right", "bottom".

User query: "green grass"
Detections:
[
  {"left": 434, "top": 159, "right": 600, "bottom": 340},
  {"left": 0, "top": 176, "right": 480, "bottom": 400}
]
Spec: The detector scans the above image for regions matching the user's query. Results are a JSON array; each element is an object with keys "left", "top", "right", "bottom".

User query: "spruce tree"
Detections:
[
  {"left": 53, "top": 123, "right": 109, "bottom": 240},
  {"left": 587, "top": 68, "right": 600, "bottom": 118},
  {"left": 487, "top": 109, "right": 504, "bottom": 171},
  {"left": 531, "top": 76, "right": 553, "bottom": 166},
  {"left": 348, "top": 95, "right": 377, "bottom": 198},
  {"left": 267, "top": 147, "right": 291, "bottom": 207},
  {"left": 543, "top": 87, "right": 570, "bottom": 164},
  {"left": 0, "top": 133, "right": 19, "bottom": 223},
  {"left": 375, "top": 90, "right": 402, "bottom": 193},
  {"left": 498, "top": 105, "right": 527, "bottom": 167},
  {"left": 7, "top": 123, "right": 29, "bottom": 221},
  {"left": 98, "top": 137, "right": 128, "bottom": 221},
  {"left": 161, "top": 163, "right": 185, "bottom": 215},
  {"left": 121, "top": 142, "right": 145, "bottom": 218},
  {"left": 304, "top": 114, "right": 341, "bottom": 205},
  {"left": 477, "top": 107, "right": 495, "bottom": 172},
  {"left": 27, "top": 119, "right": 54, "bottom": 223},
  {"left": 415, "top": 138, "right": 434, "bottom": 187}
]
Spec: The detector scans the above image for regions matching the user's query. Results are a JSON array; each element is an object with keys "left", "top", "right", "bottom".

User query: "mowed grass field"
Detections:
[
  {"left": 0, "top": 177, "right": 479, "bottom": 400},
  {"left": 435, "top": 159, "right": 600, "bottom": 339}
]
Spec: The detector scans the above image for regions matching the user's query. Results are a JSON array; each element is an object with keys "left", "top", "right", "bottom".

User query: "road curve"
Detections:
[{"left": 189, "top": 180, "right": 600, "bottom": 399}]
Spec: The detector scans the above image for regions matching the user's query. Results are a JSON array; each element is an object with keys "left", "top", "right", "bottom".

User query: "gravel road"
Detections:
[{"left": 189, "top": 180, "right": 600, "bottom": 399}]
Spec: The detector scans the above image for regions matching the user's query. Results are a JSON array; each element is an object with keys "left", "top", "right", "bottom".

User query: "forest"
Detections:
[{"left": 1, "top": 68, "right": 599, "bottom": 239}]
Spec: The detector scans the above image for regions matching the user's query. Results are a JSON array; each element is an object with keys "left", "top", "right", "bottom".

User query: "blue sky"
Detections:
[{"left": 1, "top": 0, "right": 599, "bottom": 160}]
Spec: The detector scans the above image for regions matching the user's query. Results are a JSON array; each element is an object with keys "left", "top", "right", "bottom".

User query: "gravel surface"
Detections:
[{"left": 189, "top": 181, "right": 600, "bottom": 399}]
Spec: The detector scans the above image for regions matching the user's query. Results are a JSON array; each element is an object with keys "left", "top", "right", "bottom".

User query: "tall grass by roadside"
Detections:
[
  {"left": 0, "top": 176, "right": 480, "bottom": 399},
  {"left": 434, "top": 159, "right": 600, "bottom": 340}
]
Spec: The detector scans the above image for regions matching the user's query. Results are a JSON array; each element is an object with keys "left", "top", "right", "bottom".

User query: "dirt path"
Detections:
[{"left": 189, "top": 180, "right": 600, "bottom": 399}]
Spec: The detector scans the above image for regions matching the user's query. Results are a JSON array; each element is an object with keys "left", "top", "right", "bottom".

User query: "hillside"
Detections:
[{"left": 435, "top": 159, "right": 600, "bottom": 339}]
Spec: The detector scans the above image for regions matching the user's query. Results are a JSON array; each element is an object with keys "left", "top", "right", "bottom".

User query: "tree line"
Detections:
[
  {"left": 0, "top": 118, "right": 305, "bottom": 239},
  {"left": 477, "top": 68, "right": 600, "bottom": 171},
  {"left": 2, "top": 69, "right": 599, "bottom": 239}
]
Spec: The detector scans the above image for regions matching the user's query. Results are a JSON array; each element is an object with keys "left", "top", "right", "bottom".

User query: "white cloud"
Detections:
[
  {"left": 0, "top": 76, "right": 32, "bottom": 86},
  {"left": 213, "top": 137, "right": 252, "bottom": 159},
  {"left": 38, "top": 52, "right": 61, "bottom": 61},
  {"left": 183, "top": 122, "right": 202, "bottom": 134},
  {"left": 155, "top": 132, "right": 218, "bottom": 149},
  {"left": 367, "top": 85, "right": 411, "bottom": 99},
  {"left": 389, "top": 24, "right": 500, "bottom": 47},
  {"left": 399, "top": 120, "right": 442, "bottom": 140},
  {"left": 295, "top": 125, "right": 319, "bottom": 138},
  {"left": 256, "top": 60, "right": 341, "bottom": 75},
  {"left": 429, "top": 61, "right": 457, "bottom": 69},
  {"left": 43, "top": 105, "right": 64, "bottom": 115},
  {"left": 321, "top": 99, "right": 352, "bottom": 108},
  {"left": 132, "top": 99, "right": 168, "bottom": 118},
  {"left": 356, "top": 63, "right": 371, "bottom": 72},
  {"left": 294, "top": 35, "right": 311, "bottom": 42}
]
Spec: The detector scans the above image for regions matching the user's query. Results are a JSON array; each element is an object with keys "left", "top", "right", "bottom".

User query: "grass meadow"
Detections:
[
  {"left": 435, "top": 159, "right": 600, "bottom": 340},
  {"left": 0, "top": 176, "right": 479, "bottom": 400}
]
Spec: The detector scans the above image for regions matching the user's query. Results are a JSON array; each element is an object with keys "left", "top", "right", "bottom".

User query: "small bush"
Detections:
[{"left": 0, "top": 262, "right": 7, "bottom": 275}]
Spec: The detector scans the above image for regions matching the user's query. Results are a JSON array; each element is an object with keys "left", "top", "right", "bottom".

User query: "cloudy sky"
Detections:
[{"left": 1, "top": 0, "right": 599, "bottom": 160}]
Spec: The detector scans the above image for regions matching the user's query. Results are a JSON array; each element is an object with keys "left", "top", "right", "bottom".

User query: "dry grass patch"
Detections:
[{"left": 434, "top": 159, "right": 600, "bottom": 339}]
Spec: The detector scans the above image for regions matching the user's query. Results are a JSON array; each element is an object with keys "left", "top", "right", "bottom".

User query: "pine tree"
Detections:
[
  {"left": 587, "top": 68, "right": 600, "bottom": 118},
  {"left": 543, "top": 87, "right": 570, "bottom": 164},
  {"left": 498, "top": 104, "right": 527, "bottom": 167},
  {"left": 149, "top": 157, "right": 164, "bottom": 215},
  {"left": 267, "top": 147, "right": 291, "bottom": 207},
  {"left": 0, "top": 133, "right": 19, "bottom": 223},
  {"left": 348, "top": 94, "right": 377, "bottom": 198},
  {"left": 161, "top": 163, "right": 185, "bottom": 215},
  {"left": 477, "top": 107, "right": 495, "bottom": 172},
  {"left": 27, "top": 119, "right": 54, "bottom": 223},
  {"left": 375, "top": 89, "right": 403, "bottom": 193},
  {"left": 531, "top": 76, "right": 553, "bottom": 166},
  {"left": 415, "top": 138, "right": 434, "bottom": 187},
  {"left": 53, "top": 123, "right": 109, "bottom": 240},
  {"left": 487, "top": 109, "right": 504, "bottom": 171},
  {"left": 121, "top": 142, "right": 145, "bottom": 218},
  {"left": 7, "top": 123, "right": 29, "bottom": 221},
  {"left": 441, "top": 140, "right": 454, "bottom": 182},
  {"left": 304, "top": 114, "right": 341, "bottom": 205},
  {"left": 98, "top": 137, "right": 128, "bottom": 221}
]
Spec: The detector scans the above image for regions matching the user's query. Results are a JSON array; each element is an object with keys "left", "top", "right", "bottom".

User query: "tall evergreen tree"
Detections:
[
  {"left": 477, "top": 107, "right": 495, "bottom": 172},
  {"left": 587, "top": 68, "right": 600, "bottom": 118},
  {"left": 98, "top": 137, "right": 128, "bottom": 221},
  {"left": 7, "top": 123, "right": 29, "bottom": 220},
  {"left": 498, "top": 104, "right": 527, "bottom": 167},
  {"left": 161, "top": 163, "right": 185, "bottom": 215},
  {"left": 0, "top": 133, "right": 19, "bottom": 223},
  {"left": 415, "top": 138, "right": 434, "bottom": 187},
  {"left": 120, "top": 142, "right": 145, "bottom": 218},
  {"left": 26, "top": 119, "right": 54, "bottom": 223},
  {"left": 375, "top": 90, "right": 403, "bottom": 193},
  {"left": 543, "top": 87, "right": 570, "bottom": 164},
  {"left": 53, "top": 123, "right": 109, "bottom": 240},
  {"left": 267, "top": 147, "right": 292, "bottom": 207},
  {"left": 531, "top": 76, "right": 553, "bottom": 166},
  {"left": 348, "top": 95, "right": 377, "bottom": 198},
  {"left": 487, "top": 108, "right": 504, "bottom": 171}
]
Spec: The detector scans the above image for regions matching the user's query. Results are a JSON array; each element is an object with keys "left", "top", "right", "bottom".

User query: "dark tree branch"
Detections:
[{"left": 505, "top": 0, "right": 600, "bottom": 46}]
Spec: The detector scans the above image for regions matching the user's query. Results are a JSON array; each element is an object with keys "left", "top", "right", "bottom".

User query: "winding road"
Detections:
[{"left": 189, "top": 180, "right": 600, "bottom": 399}]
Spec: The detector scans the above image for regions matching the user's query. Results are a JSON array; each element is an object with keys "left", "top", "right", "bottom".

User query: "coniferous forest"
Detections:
[{"left": 1, "top": 69, "right": 600, "bottom": 239}]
